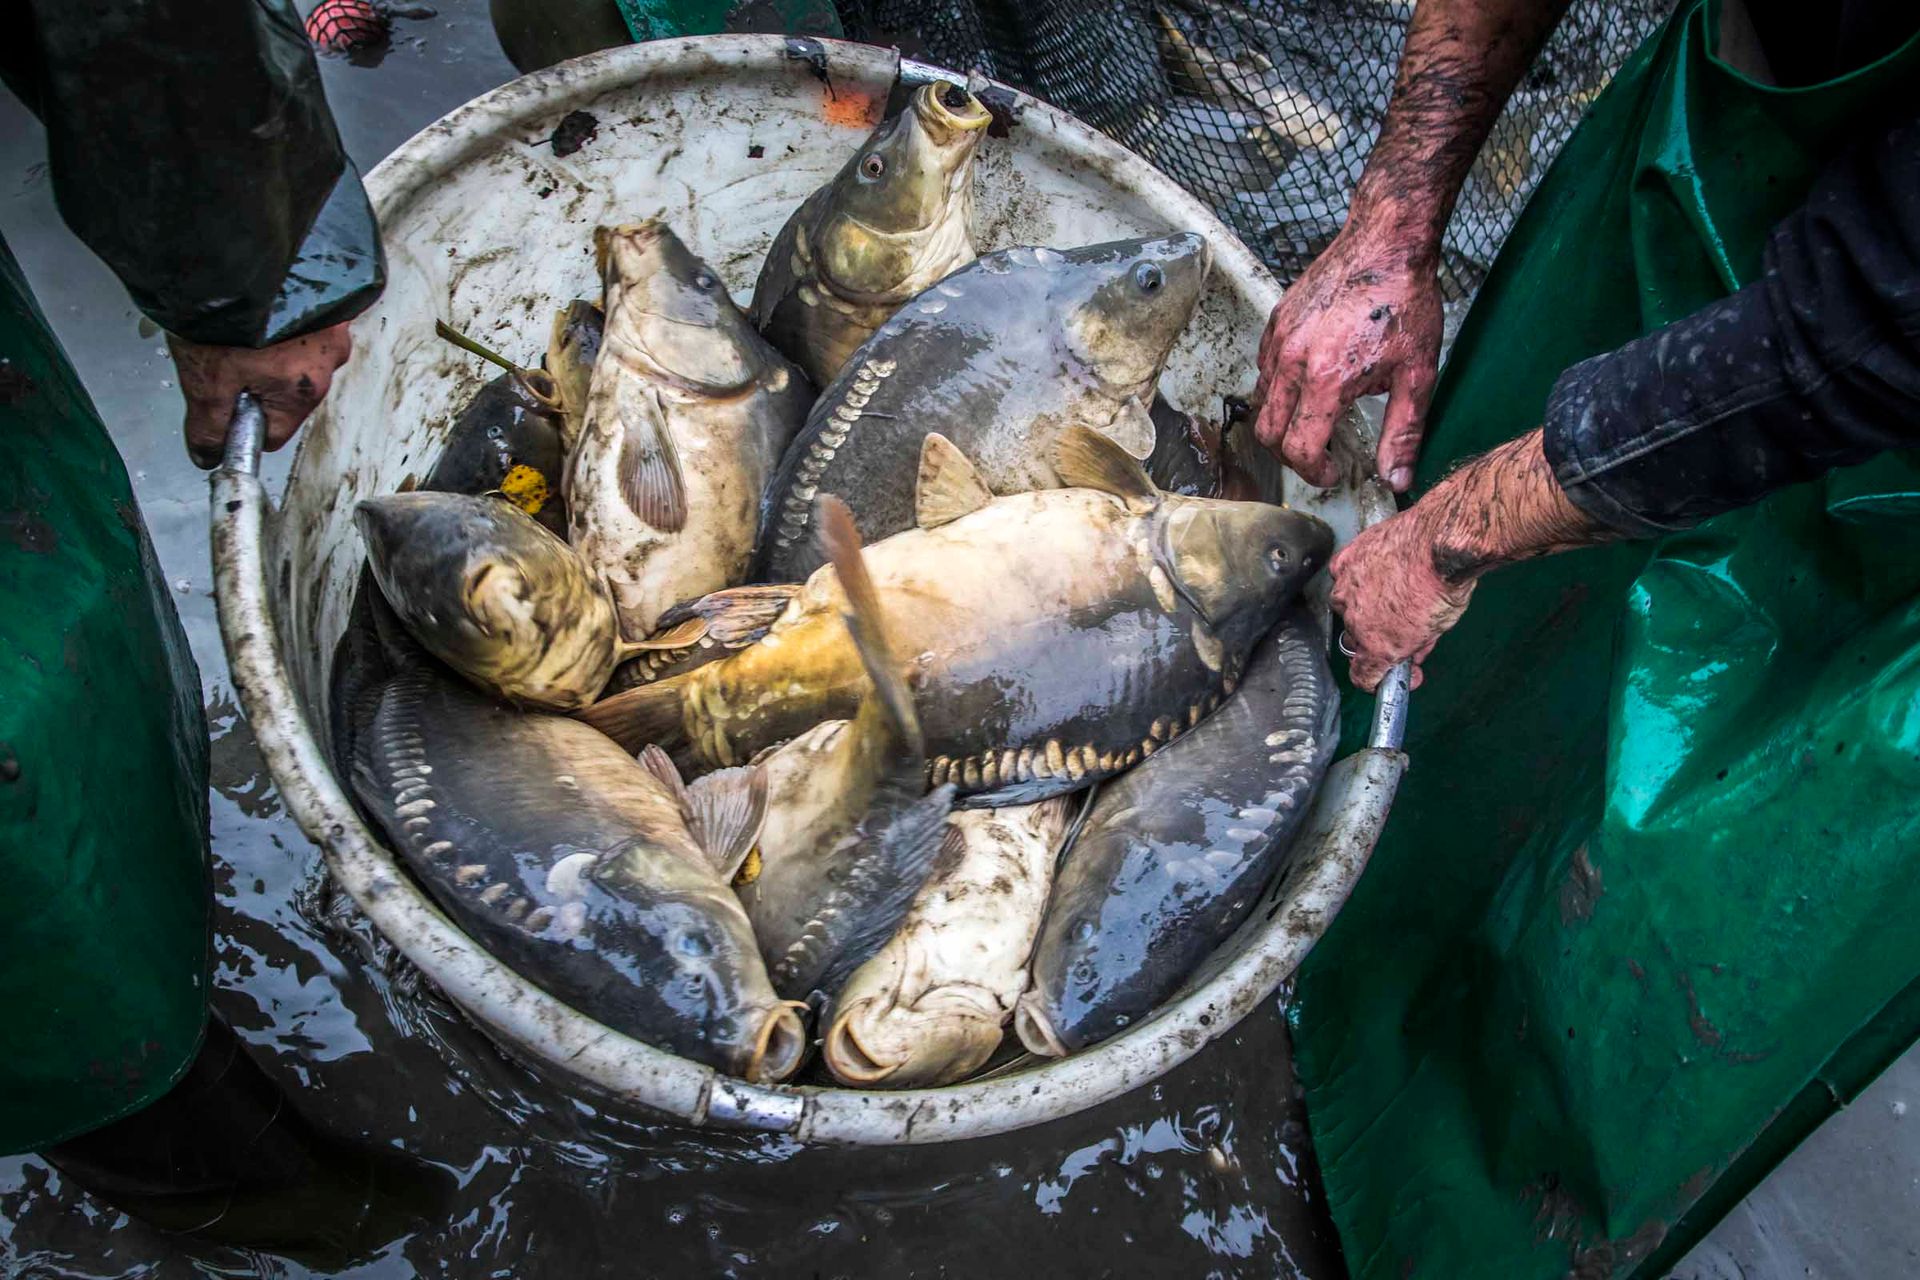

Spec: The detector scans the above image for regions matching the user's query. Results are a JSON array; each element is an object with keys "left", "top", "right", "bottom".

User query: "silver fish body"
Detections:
[
  {"left": 352, "top": 659, "right": 803, "bottom": 1082},
  {"left": 355, "top": 492, "right": 621, "bottom": 712},
  {"left": 755, "top": 234, "right": 1212, "bottom": 581},
  {"left": 568, "top": 220, "right": 811, "bottom": 638},
  {"left": 750, "top": 82, "right": 991, "bottom": 387},
  {"left": 1015, "top": 609, "right": 1339, "bottom": 1057},
  {"left": 822, "top": 799, "right": 1073, "bottom": 1087}
]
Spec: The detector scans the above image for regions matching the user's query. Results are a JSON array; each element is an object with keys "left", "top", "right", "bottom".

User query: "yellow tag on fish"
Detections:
[
  {"left": 733, "top": 846, "right": 763, "bottom": 887},
  {"left": 499, "top": 464, "right": 550, "bottom": 515}
]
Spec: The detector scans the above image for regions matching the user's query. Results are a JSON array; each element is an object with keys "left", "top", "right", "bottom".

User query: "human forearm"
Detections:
[
  {"left": 1349, "top": 0, "right": 1573, "bottom": 255},
  {"left": 1253, "top": 0, "right": 1571, "bottom": 491},
  {"left": 1423, "top": 430, "right": 1612, "bottom": 582},
  {"left": 1328, "top": 430, "right": 1608, "bottom": 690},
  {"left": 1350, "top": 0, "right": 1574, "bottom": 253}
]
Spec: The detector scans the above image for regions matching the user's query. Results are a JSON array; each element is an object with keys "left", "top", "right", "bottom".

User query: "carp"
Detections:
[
  {"left": 1015, "top": 608, "right": 1339, "bottom": 1057},
  {"left": 356, "top": 492, "right": 638, "bottom": 712},
  {"left": 352, "top": 657, "right": 804, "bottom": 1082},
  {"left": 568, "top": 220, "right": 810, "bottom": 638},
  {"left": 333, "top": 367, "right": 569, "bottom": 766},
  {"left": 750, "top": 81, "right": 992, "bottom": 387},
  {"left": 543, "top": 298, "right": 604, "bottom": 456},
  {"left": 822, "top": 798, "right": 1074, "bottom": 1087},
  {"left": 425, "top": 367, "right": 570, "bottom": 536},
  {"left": 583, "top": 427, "right": 1333, "bottom": 805},
  {"left": 755, "top": 233, "right": 1212, "bottom": 580},
  {"left": 737, "top": 498, "right": 954, "bottom": 1003}
]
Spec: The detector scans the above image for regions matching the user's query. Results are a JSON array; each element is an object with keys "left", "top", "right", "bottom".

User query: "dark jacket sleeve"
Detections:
[
  {"left": 1, "top": 0, "right": 384, "bottom": 348},
  {"left": 1541, "top": 109, "right": 1920, "bottom": 536}
]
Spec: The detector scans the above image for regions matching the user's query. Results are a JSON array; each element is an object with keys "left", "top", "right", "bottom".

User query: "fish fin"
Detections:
[
  {"left": 915, "top": 432, "right": 995, "bottom": 529},
  {"left": 637, "top": 743, "right": 690, "bottom": 806},
  {"left": 575, "top": 674, "right": 690, "bottom": 756},
  {"left": 621, "top": 615, "right": 707, "bottom": 657},
  {"left": 784, "top": 784, "right": 958, "bottom": 1001},
  {"left": 687, "top": 584, "right": 800, "bottom": 645},
  {"left": 1029, "top": 793, "right": 1079, "bottom": 846},
  {"left": 683, "top": 765, "right": 768, "bottom": 880},
  {"left": 1052, "top": 423, "right": 1161, "bottom": 513},
  {"left": 816, "top": 496, "right": 920, "bottom": 755},
  {"left": 615, "top": 382, "right": 687, "bottom": 532},
  {"left": 1102, "top": 396, "right": 1157, "bottom": 461}
]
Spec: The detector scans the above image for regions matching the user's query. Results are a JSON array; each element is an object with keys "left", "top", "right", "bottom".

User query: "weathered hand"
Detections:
[
  {"left": 1328, "top": 505, "right": 1473, "bottom": 692},
  {"left": 1252, "top": 229, "right": 1443, "bottom": 492},
  {"left": 169, "top": 323, "right": 353, "bottom": 468}
]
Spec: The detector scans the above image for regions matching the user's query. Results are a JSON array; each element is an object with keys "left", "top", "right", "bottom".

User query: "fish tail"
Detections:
[
  {"left": 575, "top": 672, "right": 690, "bottom": 756},
  {"left": 814, "top": 495, "right": 920, "bottom": 756}
]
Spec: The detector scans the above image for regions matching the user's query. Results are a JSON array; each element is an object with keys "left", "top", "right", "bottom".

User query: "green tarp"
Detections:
[
  {"left": 0, "top": 239, "right": 210, "bottom": 1154},
  {"left": 1291, "top": 5, "right": 1920, "bottom": 1277}
]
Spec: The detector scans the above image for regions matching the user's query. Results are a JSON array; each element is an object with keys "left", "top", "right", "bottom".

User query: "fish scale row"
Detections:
[{"left": 769, "top": 359, "right": 896, "bottom": 553}]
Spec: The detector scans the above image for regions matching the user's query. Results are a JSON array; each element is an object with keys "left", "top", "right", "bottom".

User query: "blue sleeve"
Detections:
[{"left": 1542, "top": 109, "right": 1920, "bottom": 536}]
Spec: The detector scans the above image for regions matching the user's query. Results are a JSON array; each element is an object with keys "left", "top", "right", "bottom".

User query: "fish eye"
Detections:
[
  {"left": 676, "top": 929, "right": 713, "bottom": 958},
  {"left": 1267, "top": 544, "right": 1290, "bottom": 573},
  {"left": 693, "top": 270, "right": 718, "bottom": 292},
  {"left": 1133, "top": 262, "right": 1164, "bottom": 294},
  {"left": 860, "top": 153, "right": 886, "bottom": 180},
  {"left": 1072, "top": 919, "right": 1096, "bottom": 943}
]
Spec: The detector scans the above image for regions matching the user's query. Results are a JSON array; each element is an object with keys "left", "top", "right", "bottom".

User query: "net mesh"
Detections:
[{"left": 835, "top": 0, "right": 1673, "bottom": 314}]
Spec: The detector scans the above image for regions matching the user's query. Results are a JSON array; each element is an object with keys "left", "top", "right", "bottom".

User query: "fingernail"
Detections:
[{"left": 1389, "top": 467, "right": 1412, "bottom": 491}]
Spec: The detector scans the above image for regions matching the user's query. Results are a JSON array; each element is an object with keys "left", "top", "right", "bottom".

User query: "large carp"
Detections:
[
  {"left": 352, "top": 657, "right": 805, "bottom": 1082},
  {"left": 333, "top": 372, "right": 570, "bottom": 765},
  {"left": 821, "top": 798, "right": 1074, "bottom": 1087},
  {"left": 737, "top": 499, "right": 954, "bottom": 1003},
  {"left": 750, "top": 81, "right": 991, "bottom": 387},
  {"left": 357, "top": 492, "right": 640, "bottom": 712},
  {"left": 568, "top": 220, "right": 810, "bottom": 638},
  {"left": 1015, "top": 608, "right": 1339, "bottom": 1057},
  {"left": 755, "top": 234, "right": 1212, "bottom": 581},
  {"left": 584, "top": 427, "right": 1333, "bottom": 805}
]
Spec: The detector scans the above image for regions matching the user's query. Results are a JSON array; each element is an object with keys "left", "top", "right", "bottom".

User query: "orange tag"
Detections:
[{"left": 823, "top": 85, "right": 885, "bottom": 130}]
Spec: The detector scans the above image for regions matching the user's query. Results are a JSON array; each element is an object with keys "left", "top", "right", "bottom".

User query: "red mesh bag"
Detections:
[{"left": 306, "top": 0, "right": 390, "bottom": 54}]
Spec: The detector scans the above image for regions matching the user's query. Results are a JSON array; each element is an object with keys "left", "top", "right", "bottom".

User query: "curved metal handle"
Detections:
[
  {"left": 220, "top": 390, "right": 266, "bottom": 478},
  {"left": 1353, "top": 472, "right": 1413, "bottom": 753}
]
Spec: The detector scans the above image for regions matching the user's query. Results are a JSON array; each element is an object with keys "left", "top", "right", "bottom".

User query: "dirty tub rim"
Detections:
[{"left": 210, "top": 34, "right": 1411, "bottom": 1146}]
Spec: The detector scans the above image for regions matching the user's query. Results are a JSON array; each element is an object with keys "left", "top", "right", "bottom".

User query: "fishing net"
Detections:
[{"left": 834, "top": 0, "right": 1675, "bottom": 315}]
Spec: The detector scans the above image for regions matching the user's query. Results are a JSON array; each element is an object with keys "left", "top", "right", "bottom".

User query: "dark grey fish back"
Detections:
[
  {"left": 1025, "top": 608, "right": 1338, "bottom": 1049},
  {"left": 753, "top": 253, "right": 1060, "bottom": 581}
]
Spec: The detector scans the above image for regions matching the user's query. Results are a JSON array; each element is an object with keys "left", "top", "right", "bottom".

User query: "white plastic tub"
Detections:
[{"left": 211, "top": 35, "right": 1409, "bottom": 1144}]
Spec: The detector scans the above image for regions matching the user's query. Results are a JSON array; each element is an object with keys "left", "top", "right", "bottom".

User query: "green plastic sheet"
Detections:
[
  {"left": 614, "top": 0, "right": 841, "bottom": 43},
  {"left": 0, "top": 238, "right": 210, "bottom": 1154},
  {"left": 1290, "top": 6, "right": 1920, "bottom": 1277}
]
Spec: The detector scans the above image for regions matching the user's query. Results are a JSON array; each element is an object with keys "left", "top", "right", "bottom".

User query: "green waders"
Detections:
[
  {"left": 0, "top": 237, "right": 211, "bottom": 1154},
  {"left": 1289, "top": 6, "right": 1920, "bottom": 1278}
]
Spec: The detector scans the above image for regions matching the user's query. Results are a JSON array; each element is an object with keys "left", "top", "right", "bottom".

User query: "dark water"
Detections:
[{"left": 0, "top": 4, "right": 1344, "bottom": 1275}]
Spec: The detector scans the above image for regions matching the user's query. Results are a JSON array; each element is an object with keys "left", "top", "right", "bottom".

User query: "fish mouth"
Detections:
[
  {"left": 822, "top": 1001, "right": 903, "bottom": 1085},
  {"left": 1013, "top": 993, "right": 1071, "bottom": 1058},
  {"left": 915, "top": 82, "right": 993, "bottom": 141},
  {"left": 744, "top": 1003, "right": 808, "bottom": 1083}
]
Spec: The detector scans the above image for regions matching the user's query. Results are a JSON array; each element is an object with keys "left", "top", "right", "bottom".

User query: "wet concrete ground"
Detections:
[{"left": 0, "top": 3, "right": 1914, "bottom": 1276}]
